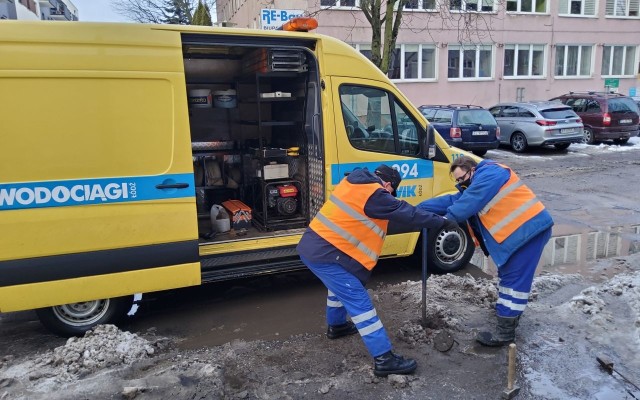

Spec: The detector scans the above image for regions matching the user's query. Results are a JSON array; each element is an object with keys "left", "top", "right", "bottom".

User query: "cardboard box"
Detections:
[{"left": 222, "top": 200, "right": 252, "bottom": 230}]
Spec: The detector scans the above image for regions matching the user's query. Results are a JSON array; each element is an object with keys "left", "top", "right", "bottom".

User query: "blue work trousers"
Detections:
[
  {"left": 496, "top": 228, "right": 552, "bottom": 318},
  {"left": 300, "top": 256, "right": 392, "bottom": 358}
]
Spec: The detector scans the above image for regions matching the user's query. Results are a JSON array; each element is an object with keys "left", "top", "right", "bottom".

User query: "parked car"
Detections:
[
  {"left": 488, "top": 101, "right": 584, "bottom": 153},
  {"left": 549, "top": 92, "right": 640, "bottom": 144},
  {"left": 418, "top": 104, "right": 500, "bottom": 156}
]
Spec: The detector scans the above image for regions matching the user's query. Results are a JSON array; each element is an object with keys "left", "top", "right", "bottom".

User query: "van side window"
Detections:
[
  {"left": 585, "top": 99, "right": 600, "bottom": 113},
  {"left": 340, "top": 85, "right": 420, "bottom": 156}
]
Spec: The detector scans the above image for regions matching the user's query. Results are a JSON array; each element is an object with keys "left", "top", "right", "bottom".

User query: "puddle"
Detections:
[{"left": 472, "top": 224, "right": 640, "bottom": 280}]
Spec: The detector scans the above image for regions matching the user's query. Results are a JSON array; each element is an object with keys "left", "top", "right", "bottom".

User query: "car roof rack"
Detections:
[
  {"left": 566, "top": 91, "right": 626, "bottom": 97},
  {"left": 419, "top": 104, "right": 484, "bottom": 109}
]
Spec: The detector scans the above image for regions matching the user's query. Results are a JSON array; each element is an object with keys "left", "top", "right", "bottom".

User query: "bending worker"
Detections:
[
  {"left": 297, "top": 165, "right": 457, "bottom": 376},
  {"left": 418, "top": 155, "right": 553, "bottom": 346}
]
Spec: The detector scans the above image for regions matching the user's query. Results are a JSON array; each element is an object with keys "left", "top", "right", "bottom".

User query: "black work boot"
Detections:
[
  {"left": 373, "top": 351, "right": 417, "bottom": 377},
  {"left": 326, "top": 321, "right": 358, "bottom": 339},
  {"left": 476, "top": 316, "right": 519, "bottom": 347}
]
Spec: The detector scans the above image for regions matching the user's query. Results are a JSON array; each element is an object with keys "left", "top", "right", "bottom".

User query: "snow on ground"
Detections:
[
  {"left": 1, "top": 324, "right": 168, "bottom": 393},
  {"left": 486, "top": 136, "right": 640, "bottom": 160}
]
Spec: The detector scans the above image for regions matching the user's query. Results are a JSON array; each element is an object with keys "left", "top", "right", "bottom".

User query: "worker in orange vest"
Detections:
[
  {"left": 297, "top": 164, "right": 457, "bottom": 376},
  {"left": 418, "top": 155, "right": 554, "bottom": 346}
]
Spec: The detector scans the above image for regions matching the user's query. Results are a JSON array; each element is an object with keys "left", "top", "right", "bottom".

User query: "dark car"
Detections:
[
  {"left": 418, "top": 105, "right": 500, "bottom": 156},
  {"left": 549, "top": 92, "right": 639, "bottom": 144}
]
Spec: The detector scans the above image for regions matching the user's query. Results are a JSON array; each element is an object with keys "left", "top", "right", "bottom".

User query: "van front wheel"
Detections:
[
  {"left": 36, "top": 296, "right": 133, "bottom": 337},
  {"left": 425, "top": 225, "right": 475, "bottom": 274}
]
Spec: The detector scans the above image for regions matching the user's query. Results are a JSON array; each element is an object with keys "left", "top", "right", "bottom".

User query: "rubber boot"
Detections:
[
  {"left": 373, "top": 351, "right": 417, "bottom": 377},
  {"left": 475, "top": 316, "right": 519, "bottom": 347},
  {"left": 326, "top": 321, "right": 358, "bottom": 339}
]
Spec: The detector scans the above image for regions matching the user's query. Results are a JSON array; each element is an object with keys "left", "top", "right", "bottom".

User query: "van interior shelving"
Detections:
[{"left": 182, "top": 40, "right": 321, "bottom": 243}]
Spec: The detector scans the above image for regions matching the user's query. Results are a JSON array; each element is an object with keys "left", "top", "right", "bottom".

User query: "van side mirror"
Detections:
[{"left": 424, "top": 125, "right": 436, "bottom": 159}]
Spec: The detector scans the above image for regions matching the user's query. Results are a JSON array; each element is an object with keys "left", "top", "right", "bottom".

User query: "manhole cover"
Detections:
[{"left": 434, "top": 330, "right": 454, "bottom": 352}]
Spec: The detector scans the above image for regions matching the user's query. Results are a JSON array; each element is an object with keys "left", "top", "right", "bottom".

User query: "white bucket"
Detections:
[
  {"left": 210, "top": 204, "right": 230, "bottom": 233},
  {"left": 213, "top": 89, "right": 237, "bottom": 108},
  {"left": 189, "top": 89, "right": 212, "bottom": 108}
]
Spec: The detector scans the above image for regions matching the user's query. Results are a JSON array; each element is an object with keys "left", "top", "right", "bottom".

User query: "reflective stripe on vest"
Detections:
[
  {"left": 478, "top": 164, "right": 545, "bottom": 243},
  {"left": 309, "top": 179, "right": 388, "bottom": 270}
]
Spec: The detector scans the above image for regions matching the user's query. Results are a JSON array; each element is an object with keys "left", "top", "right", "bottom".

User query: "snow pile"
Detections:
[
  {"left": 530, "top": 273, "right": 582, "bottom": 300},
  {"left": 38, "top": 324, "right": 157, "bottom": 376},
  {"left": 570, "top": 271, "right": 640, "bottom": 317}
]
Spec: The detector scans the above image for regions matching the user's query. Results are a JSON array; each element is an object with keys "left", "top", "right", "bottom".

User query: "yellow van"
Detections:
[{"left": 0, "top": 19, "right": 475, "bottom": 336}]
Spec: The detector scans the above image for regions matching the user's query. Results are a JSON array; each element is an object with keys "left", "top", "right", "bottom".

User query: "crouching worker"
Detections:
[
  {"left": 417, "top": 155, "right": 553, "bottom": 346},
  {"left": 297, "top": 165, "right": 458, "bottom": 376}
]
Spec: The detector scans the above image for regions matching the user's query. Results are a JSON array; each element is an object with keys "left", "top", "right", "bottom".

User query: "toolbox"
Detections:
[{"left": 222, "top": 200, "right": 252, "bottom": 230}]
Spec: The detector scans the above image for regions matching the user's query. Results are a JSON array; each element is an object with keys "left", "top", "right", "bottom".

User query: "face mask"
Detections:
[{"left": 458, "top": 177, "right": 472, "bottom": 190}]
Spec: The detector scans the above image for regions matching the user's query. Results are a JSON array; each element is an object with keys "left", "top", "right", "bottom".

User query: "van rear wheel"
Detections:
[
  {"left": 36, "top": 296, "right": 134, "bottom": 337},
  {"left": 424, "top": 225, "right": 475, "bottom": 274}
]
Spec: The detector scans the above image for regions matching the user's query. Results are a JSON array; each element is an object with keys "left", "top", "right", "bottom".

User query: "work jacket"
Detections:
[
  {"left": 417, "top": 160, "right": 553, "bottom": 267},
  {"left": 309, "top": 179, "right": 388, "bottom": 270},
  {"left": 297, "top": 168, "right": 446, "bottom": 283}
]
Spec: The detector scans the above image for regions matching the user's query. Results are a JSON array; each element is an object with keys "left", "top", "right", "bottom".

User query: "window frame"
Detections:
[
  {"left": 554, "top": 44, "right": 593, "bottom": 78},
  {"left": 503, "top": 44, "right": 547, "bottom": 79},
  {"left": 601, "top": 45, "right": 638, "bottom": 77},
  {"left": 354, "top": 43, "right": 438, "bottom": 82},
  {"left": 320, "top": 0, "right": 360, "bottom": 9},
  {"left": 404, "top": 0, "right": 438, "bottom": 11},
  {"left": 449, "top": 0, "right": 497, "bottom": 12},
  {"left": 605, "top": 0, "right": 640, "bottom": 17},
  {"left": 339, "top": 84, "right": 423, "bottom": 157},
  {"left": 558, "top": 0, "right": 597, "bottom": 16},
  {"left": 506, "top": 0, "right": 549, "bottom": 13},
  {"left": 447, "top": 44, "right": 494, "bottom": 80}
]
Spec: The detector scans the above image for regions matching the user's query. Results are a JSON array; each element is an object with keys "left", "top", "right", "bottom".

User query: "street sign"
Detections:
[{"left": 604, "top": 78, "right": 619, "bottom": 89}]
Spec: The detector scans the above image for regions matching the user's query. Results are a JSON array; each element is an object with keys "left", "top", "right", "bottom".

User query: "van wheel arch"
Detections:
[{"left": 35, "top": 296, "right": 134, "bottom": 337}]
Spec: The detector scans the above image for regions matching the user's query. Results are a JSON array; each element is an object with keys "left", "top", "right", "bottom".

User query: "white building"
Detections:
[
  {"left": 216, "top": 0, "right": 640, "bottom": 107},
  {"left": 0, "top": 0, "right": 77, "bottom": 21}
]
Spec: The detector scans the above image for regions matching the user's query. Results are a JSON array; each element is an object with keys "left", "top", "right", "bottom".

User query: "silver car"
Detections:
[{"left": 488, "top": 101, "right": 584, "bottom": 152}]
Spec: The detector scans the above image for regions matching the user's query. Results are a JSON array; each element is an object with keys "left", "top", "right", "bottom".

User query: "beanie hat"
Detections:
[{"left": 374, "top": 165, "right": 402, "bottom": 196}]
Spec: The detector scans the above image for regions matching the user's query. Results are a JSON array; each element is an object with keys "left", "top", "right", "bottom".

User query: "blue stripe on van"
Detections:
[
  {"left": 330, "top": 160, "right": 434, "bottom": 185},
  {"left": 0, "top": 173, "right": 195, "bottom": 211}
]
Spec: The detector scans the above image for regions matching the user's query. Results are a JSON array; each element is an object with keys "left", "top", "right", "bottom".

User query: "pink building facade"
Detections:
[{"left": 217, "top": 0, "right": 640, "bottom": 108}]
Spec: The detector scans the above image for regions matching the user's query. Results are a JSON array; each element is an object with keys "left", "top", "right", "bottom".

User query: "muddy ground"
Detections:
[
  {"left": 1, "top": 142, "right": 640, "bottom": 399},
  {"left": 1, "top": 255, "right": 639, "bottom": 399}
]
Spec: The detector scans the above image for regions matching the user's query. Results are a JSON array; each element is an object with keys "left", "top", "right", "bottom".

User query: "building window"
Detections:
[
  {"left": 554, "top": 45, "right": 592, "bottom": 77},
  {"left": 448, "top": 45, "right": 493, "bottom": 79},
  {"left": 507, "top": 0, "right": 547, "bottom": 12},
  {"left": 357, "top": 44, "right": 436, "bottom": 81},
  {"left": 321, "top": 0, "right": 358, "bottom": 7},
  {"left": 602, "top": 45, "right": 637, "bottom": 76},
  {"left": 450, "top": 0, "right": 495, "bottom": 11},
  {"left": 398, "top": 44, "right": 437, "bottom": 80},
  {"left": 504, "top": 44, "right": 545, "bottom": 77},
  {"left": 559, "top": 0, "right": 597, "bottom": 15},
  {"left": 405, "top": 0, "right": 437, "bottom": 10},
  {"left": 606, "top": 0, "right": 640, "bottom": 16}
]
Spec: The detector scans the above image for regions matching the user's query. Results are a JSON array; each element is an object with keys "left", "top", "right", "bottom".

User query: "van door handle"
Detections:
[{"left": 156, "top": 183, "right": 189, "bottom": 189}]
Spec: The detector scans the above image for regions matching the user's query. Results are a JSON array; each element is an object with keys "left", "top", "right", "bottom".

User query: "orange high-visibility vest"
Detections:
[
  {"left": 478, "top": 164, "right": 545, "bottom": 243},
  {"left": 309, "top": 179, "right": 389, "bottom": 270}
]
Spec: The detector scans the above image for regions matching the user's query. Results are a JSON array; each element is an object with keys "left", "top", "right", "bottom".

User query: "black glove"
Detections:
[{"left": 441, "top": 217, "right": 459, "bottom": 231}]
